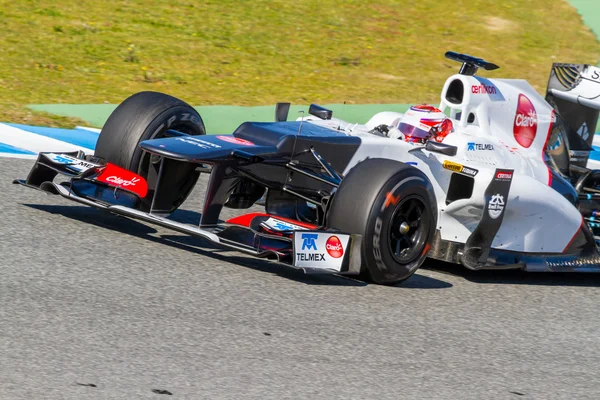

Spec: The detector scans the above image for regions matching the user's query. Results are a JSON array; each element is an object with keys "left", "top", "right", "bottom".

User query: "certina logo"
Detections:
[
  {"left": 467, "top": 142, "right": 494, "bottom": 151},
  {"left": 326, "top": 236, "right": 344, "bottom": 258},
  {"left": 513, "top": 93, "right": 537, "bottom": 148},
  {"left": 488, "top": 194, "right": 505, "bottom": 219},
  {"left": 106, "top": 176, "right": 140, "bottom": 187},
  {"left": 495, "top": 171, "right": 513, "bottom": 180},
  {"left": 471, "top": 84, "right": 496, "bottom": 94},
  {"left": 301, "top": 233, "right": 318, "bottom": 251}
]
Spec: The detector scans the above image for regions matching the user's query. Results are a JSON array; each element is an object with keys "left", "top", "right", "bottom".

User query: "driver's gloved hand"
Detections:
[{"left": 370, "top": 124, "right": 390, "bottom": 136}]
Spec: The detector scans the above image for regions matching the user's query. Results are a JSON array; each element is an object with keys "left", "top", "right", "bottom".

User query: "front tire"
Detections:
[
  {"left": 327, "top": 158, "right": 437, "bottom": 285},
  {"left": 95, "top": 91, "right": 206, "bottom": 212}
]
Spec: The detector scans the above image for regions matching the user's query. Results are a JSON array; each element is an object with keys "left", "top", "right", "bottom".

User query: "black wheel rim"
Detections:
[{"left": 387, "top": 195, "right": 429, "bottom": 264}]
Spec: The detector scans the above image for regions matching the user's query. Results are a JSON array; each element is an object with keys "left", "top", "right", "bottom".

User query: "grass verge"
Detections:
[{"left": 0, "top": 0, "right": 599, "bottom": 127}]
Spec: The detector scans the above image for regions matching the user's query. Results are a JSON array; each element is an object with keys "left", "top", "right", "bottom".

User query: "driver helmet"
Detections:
[{"left": 389, "top": 104, "right": 453, "bottom": 144}]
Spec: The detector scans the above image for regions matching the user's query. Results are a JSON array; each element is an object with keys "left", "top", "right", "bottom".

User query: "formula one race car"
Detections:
[{"left": 14, "top": 51, "right": 600, "bottom": 285}]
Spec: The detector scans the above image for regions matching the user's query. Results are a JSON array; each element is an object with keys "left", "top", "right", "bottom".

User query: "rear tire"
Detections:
[
  {"left": 327, "top": 158, "right": 437, "bottom": 285},
  {"left": 95, "top": 91, "right": 206, "bottom": 212}
]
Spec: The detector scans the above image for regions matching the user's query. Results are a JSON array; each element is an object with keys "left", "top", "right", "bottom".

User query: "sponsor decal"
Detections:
[
  {"left": 187, "top": 136, "right": 222, "bottom": 148},
  {"left": 461, "top": 166, "right": 478, "bottom": 177},
  {"left": 216, "top": 135, "right": 254, "bottom": 146},
  {"left": 96, "top": 163, "right": 148, "bottom": 198},
  {"left": 301, "top": 233, "right": 318, "bottom": 250},
  {"left": 513, "top": 94, "right": 537, "bottom": 148},
  {"left": 548, "top": 135, "right": 562, "bottom": 151},
  {"left": 177, "top": 138, "right": 204, "bottom": 148},
  {"left": 384, "top": 192, "right": 400, "bottom": 209},
  {"left": 442, "top": 160, "right": 462, "bottom": 172},
  {"left": 46, "top": 153, "right": 97, "bottom": 172},
  {"left": 488, "top": 194, "right": 505, "bottom": 219},
  {"left": 50, "top": 154, "right": 77, "bottom": 164},
  {"left": 577, "top": 122, "right": 590, "bottom": 141},
  {"left": 467, "top": 142, "right": 494, "bottom": 151},
  {"left": 581, "top": 65, "right": 600, "bottom": 83},
  {"left": 495, "top": 170, "right": 513, "bottom": 181},
  {"left": 326, "top": 236, "right": 344, "bottom": 258},
  {"left": 106, "top": 176, "right": 140, "bottom": 187},
  {"left": 293, "top": 232, "right": 351, "bottom": 271},
  {"left": 297, "top": 253, "right": 326, "bottom": 261},
  {"left": 471, "top": 83, "right": 497, "bottom": 94},
  {"left": 442, "top": 160, "right": 478, "bottom": 177},
  {"left": 261, "top": 217, "right": 308, "bottom": 232},
  {"left": 176, "top": 137, "right": 223, "bottom": 150}
]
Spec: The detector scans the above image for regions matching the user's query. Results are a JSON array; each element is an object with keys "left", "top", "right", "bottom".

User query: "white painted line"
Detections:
[
  {"left": 0, "top": 153, "right": 37, "bottom": 160},
  {"left": 0, "top": 123, "right": 94, "bottom": 155},
  {"left": 75, "top": 126, "right": 101, "bottom": 133}
]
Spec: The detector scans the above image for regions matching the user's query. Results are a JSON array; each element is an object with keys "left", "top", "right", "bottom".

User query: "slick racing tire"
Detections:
[
  {"left": 95, "top": 91, "right": 206, "bottom": 213},
  {"left": 327, "top": 158, "right": 437, "bottom": 285}
]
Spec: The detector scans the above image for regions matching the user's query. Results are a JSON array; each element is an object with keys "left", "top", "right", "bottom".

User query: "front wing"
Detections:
[{"left": 14, "top": 152, "right": 362, "bottom": 276}]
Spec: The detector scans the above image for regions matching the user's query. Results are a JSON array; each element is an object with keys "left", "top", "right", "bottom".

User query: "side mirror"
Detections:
[
  {"left": 425, "top": 141, "right": 458, "bottom": 156},
  {"left": 275, "top": 102, "right": 291, "bottom": 122},
  {"left": 308, "top": 104, "right": 333, "bottom": 120}
]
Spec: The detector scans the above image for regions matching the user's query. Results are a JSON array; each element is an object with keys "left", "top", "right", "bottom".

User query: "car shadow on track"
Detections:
[
  {"left": 22, "top": 203, "right": 454, "bottom": 289},
  {"left": 23, "top": 203, "right": 451, "bottom": 288},
  {"left": 166, "top": 209, "right": 453, "bottom": 289},
  {"left": 423, "top": 261, "right": 600, "bottom": 287}
]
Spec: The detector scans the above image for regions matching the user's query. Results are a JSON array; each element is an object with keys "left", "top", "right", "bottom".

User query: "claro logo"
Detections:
[
  {"left": 471, "top": 84, "right": 497, "bottom": 94},
  {"left": 513, "top": 94, "right": 538, "bottom": 148},
  {"left": 96, "top": 163, "right": 148, "bottom": 198},
  {"left": 106, "top": 176, "right": 140, "bottom": 187},
  {"left": 326, "top": 236, "right": 344, "bottom": 258}
]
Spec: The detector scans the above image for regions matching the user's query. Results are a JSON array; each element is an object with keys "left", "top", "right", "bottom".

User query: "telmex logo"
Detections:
[
  {"left": 471, "top": 84, "right": 497, "bottom": 94},
  {"left": 301, "top": 233, "right": 318, "bottom": 251}
]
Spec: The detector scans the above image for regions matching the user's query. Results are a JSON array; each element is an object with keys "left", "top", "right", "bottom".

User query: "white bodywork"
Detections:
[{"left": 298, "top": 74, "right": 583, "bottom": 254}]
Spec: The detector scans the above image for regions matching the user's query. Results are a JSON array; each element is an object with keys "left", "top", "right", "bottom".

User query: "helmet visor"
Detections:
[{"left": 397, "top": 122, "right": 431, "bottom": 140}]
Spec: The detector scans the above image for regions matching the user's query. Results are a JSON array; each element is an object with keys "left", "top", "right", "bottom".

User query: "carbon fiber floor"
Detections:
[{"left": 2, "top": 157, "right": 600, "bottom": 399}]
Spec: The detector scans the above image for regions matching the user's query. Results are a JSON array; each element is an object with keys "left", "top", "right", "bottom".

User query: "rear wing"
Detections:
[{"left": 545, "top": 63, "right": 600, "bottom": 170}]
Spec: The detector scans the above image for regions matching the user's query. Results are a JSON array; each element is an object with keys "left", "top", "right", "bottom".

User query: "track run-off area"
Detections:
[
  {"left": 2, "top": 156, "right": 600, "bottom": 399},
  {"left": 3, "top": 1, "right": 600, "bottom": 398}
]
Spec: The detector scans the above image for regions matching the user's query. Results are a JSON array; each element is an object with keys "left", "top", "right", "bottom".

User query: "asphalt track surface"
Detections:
[{"left": 2, "top": 158, "right": 600, "bottom": 400}]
